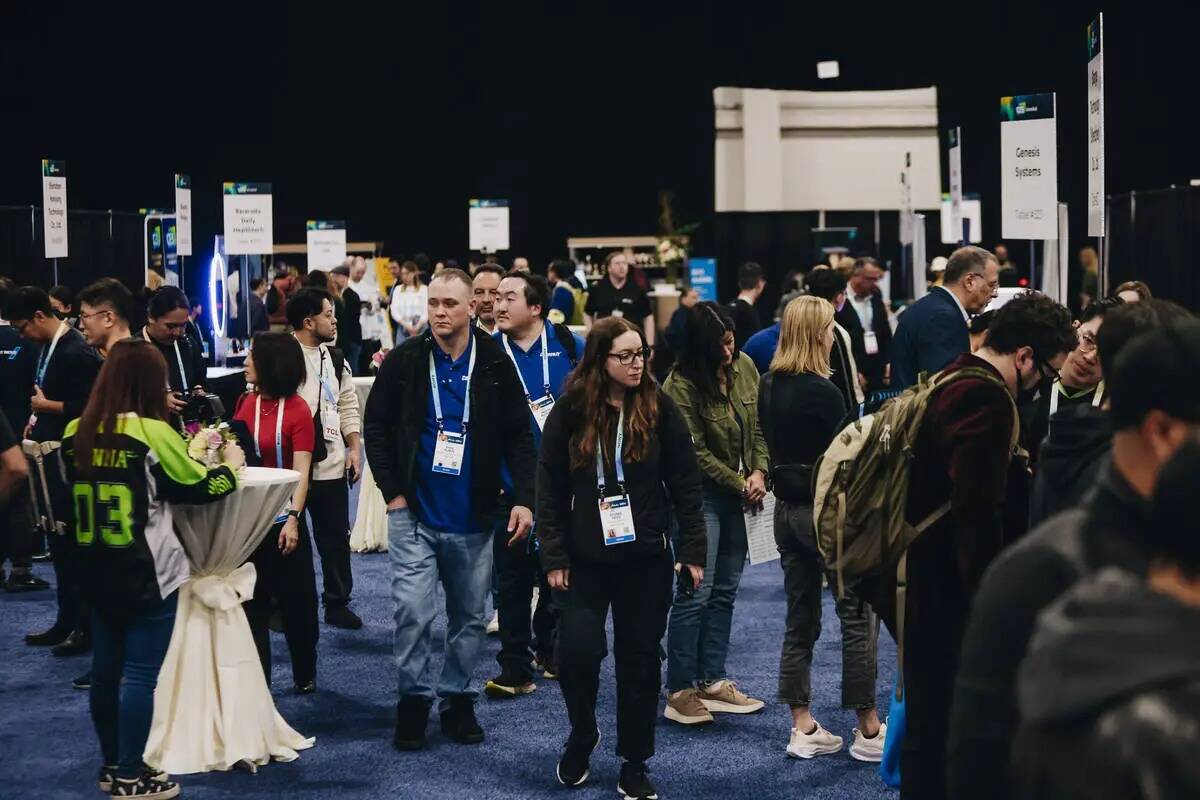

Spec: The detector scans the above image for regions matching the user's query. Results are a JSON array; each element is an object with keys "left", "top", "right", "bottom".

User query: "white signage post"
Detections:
[
  {"left": 468, "top": 199, "right": 510, "bottom": 254},
  {"left": 1086, "top": 14, "right": 1106, "bottom": 292},
  {"left": 306, "top": 220, "right": 347, "bottom": 270},
  {"left": 42, "top": 160, "right": 68, "bottom": 283},
  {"left": 1000, "top": 93, "right": 1059, "bottom": 288},
  {"left": 174, "top": 174, "right": 193, "bottom": 257},
  {"left": 948, "top": 127, "right": 965, "bottom": 245},
  {"left": 222, "top": 182, "right": 274, "bottom": 255}
]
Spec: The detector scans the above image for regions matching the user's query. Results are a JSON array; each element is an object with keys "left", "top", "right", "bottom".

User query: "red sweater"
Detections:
[{"left": 233, "top": 393, "right": 314, "bottom": 470}]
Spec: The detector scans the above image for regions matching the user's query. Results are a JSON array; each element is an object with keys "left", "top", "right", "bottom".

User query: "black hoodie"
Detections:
[
  {"left": 1028, "top": 403, "right": 1112, "bottom": 527},
  {"left": 1014, "top": 569, "right": 1200, "bottom": 799}
]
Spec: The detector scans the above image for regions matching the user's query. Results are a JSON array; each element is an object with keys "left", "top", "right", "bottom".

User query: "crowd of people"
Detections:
[{"left": 0, "top": 242, "right": 1197, "bottom": 800}]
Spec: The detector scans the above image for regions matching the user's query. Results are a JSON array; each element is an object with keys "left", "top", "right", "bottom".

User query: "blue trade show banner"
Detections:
[{"left": 688, "top": 257, "right": 717, "bottom": 302}]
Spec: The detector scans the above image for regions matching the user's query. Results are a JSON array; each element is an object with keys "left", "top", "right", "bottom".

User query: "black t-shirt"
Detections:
[
  {"left": 760, "top": 372, "right": 846, "bottom": 466},
  {"left": 0, "top": 408, "right": 17, "bottom": 454},
  {"left": 727, "top": 298, "right": 762, "bottom": 350},
  {"left": 31, "top": 327, "right": 102, "bottom": 443},
  {"left": 337, "top": 287, "right": 363, "bottom": 349},
  {"left": 584, "top": 278, "right": 651, "bottom": 324},
  {"left": 0, "top": 324, "right": 38, "bottom": 434},
  {"left": 140, "top": 328, "right": 207, "bottom": 394}
]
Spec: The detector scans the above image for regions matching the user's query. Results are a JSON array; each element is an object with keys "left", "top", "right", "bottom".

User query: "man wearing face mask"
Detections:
[{"left": 863, "top": 292, "right": 1076, "bottom": 800}]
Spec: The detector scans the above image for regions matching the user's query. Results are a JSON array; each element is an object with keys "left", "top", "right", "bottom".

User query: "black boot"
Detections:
[
  {"left": 439, "top": 695, "right": 484, "bottom": 744},
  {"left": 393, "top": 696, "right": 431, "bottom": 751},
  {"left": 51, "top": 629, "right": 91, "bottom": 657},
  {"left": 25, "top": 623, "right": 70, "bottom": 647}
]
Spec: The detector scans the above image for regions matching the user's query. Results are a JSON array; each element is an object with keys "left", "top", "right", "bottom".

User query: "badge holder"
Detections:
[
  {"left": 597, "top": 406, "right": 636, "bottom": 546},
  {"left": 429, "top": 339, "right": 476, "bottom": 478}
]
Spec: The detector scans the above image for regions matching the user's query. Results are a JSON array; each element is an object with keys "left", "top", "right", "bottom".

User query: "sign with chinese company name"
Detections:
[
  {"left": 1000, "top": 94, "right": 1058, "bottom": 240},
  {"left": 42, "top": 159, "right": 68, "bottom": 258},
  {"left": 1087, "top": 14, "right": 1105, "bottom": 236},
  {"left": 468, "top": 199, "right": 510, "bottom": 252},
  {"left": 175, "top": 174, "right": 193, "bottom": 256},
  {"left": 222, "top": 182, "right": 273, "bottom": 255},
  {"left": 306, "top": 220, "right": 347, "bottom": 270},
  {"left": 948, "top": 127, "right": 964, "bottom": 243}
]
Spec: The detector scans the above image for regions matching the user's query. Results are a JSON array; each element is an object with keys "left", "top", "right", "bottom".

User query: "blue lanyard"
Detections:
[
  {"left": 36, "top": 322, "right": 68, "bottom": 386},
  {"left": 253, "top": 394, "right": 285, "bottom": 467},
  {"left": 595, "top": 405, "right": 626, "bottom": 495},
  {"left": 428, "top": 336, "right": 477, "bottom": 432},
  {"left": 501, "top": 323, "right": 552, "bottom": 401}
]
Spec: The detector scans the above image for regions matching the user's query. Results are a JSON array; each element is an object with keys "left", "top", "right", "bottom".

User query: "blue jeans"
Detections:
[
  {"left": 388, "top": 508, "right": 493, "bottom": 710},
  {"left": 343, "top": 342, "right": 363, "bottom": 377},
  {"left": 666, "top": 488, "right": 748, "bottom": 693},
  {"left": 90, "top": 592, "right": 179, "bottom": 778}
]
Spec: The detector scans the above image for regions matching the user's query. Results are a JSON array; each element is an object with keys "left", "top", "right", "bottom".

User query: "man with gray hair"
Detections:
[{"left": 889, "top": 245, "right": 999, "bottom": 389}]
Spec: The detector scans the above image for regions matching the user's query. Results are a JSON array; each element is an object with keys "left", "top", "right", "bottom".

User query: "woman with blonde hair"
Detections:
[{"left": 760, "top": 295, "right": 885, "bottom": 762}]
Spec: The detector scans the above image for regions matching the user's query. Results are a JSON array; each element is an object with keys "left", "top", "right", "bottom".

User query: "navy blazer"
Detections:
[{"left": 889, "top": 287, "right": 970, "bottom": 390}]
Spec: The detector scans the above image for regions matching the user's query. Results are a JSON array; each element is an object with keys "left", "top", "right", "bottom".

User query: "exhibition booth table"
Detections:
[
  {"left": 144, "top": 467, "right": 315, "bottom": 774},
  {"left": 350, "top": 377, "right": 387, "bottom": 553}
]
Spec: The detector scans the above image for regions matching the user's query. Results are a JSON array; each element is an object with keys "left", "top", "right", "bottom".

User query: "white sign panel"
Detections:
[
  {"left": 898, "top": 153, "right": 914, "bottom": 245},
  {"left": 174, "top": 174, "right": 193, "bottom": 256},
  {"left": 468, "top": 199, "right": 510, "bottom": 252},
  {"left": 1000, "top": 94, "right": 1059, "bottom": 240},
  {"left": 42, "top": 159, "right": 68, "bottom": 258},
  {"left": 947, "top": 127, "right": 964, "bottom": 243},
  {"left": 222, "top": 182, "right": 274, "bottom": 255},
  {"left": 306, "top": 220, "right": 347, "bottom": 270},
  {"left": 1087, "top": 15, "right": 1105, "bottom": 237},
  {"left": 939, "top": 197, "right": 982, "bottom": 244}
]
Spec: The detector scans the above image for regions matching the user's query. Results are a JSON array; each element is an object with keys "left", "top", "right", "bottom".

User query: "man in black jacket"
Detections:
[
  {"left": 363, "top": 268, "right": 535, "bottom": 752},
  {"left": 948, "top": 314, "right": 1200, "bottom": 800},
  {"left": 836, "top": 257, "right": 892, "bottom": 392},
  {"left": 805, "top": 268, "right": 862, "bottom": 412}
]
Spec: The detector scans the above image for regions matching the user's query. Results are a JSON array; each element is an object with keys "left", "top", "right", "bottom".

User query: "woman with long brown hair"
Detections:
[
  {"left": 61, "top": 339, "right": 241, "bottom": 799},
  {"left": 536, "top": 316, "right": 705, "bottom": 800}
]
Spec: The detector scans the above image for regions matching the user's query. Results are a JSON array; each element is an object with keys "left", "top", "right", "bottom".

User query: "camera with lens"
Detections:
[{"left": 179, "top": 391, "right": 226, "bottom": 425}]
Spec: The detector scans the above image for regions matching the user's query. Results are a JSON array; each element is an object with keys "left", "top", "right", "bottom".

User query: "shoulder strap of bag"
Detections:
[
  {"left": 553, "top": 323, "right": 579, "bottom": 366},
  {"left": 760, "top": 370, "right": 776, "bottom": 458}
]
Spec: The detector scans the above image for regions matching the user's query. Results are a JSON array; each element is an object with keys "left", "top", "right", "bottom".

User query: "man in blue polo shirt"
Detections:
[{"left": 485, "top": 270, "right": 583, "bottom": 700}]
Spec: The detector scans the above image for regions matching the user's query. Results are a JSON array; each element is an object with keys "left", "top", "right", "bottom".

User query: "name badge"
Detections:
[
  {"left": 598, "top": 494, "right": 636, "bottom": 546},
  {"left": 433, "top": 430, "right": 467, "bottom": 475},
  {"left": 863, "top": 330, "right": 879, "bottom": 356},
  {"left": 320, "top": 403, "right": 341, "bottom": 442},
  {"left": 611, "top": 309, "right": 624, "bottom": 318},
  {"left": 529, "top": 395, "right": 555, "bottom": 431}
]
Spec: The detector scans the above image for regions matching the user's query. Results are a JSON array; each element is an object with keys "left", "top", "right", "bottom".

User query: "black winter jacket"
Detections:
[
  {"left": 1027, "top": 403, "right": 1110, "bottom": 528},
  {"left": 363, "top": 327, "right": 536, "bottom": 515},
  {"left": 1014, "top": 569, "right": 1200, "bottom": 799},
  {"left": 536, "top": 389, "right": 706, "bottom": 571}
]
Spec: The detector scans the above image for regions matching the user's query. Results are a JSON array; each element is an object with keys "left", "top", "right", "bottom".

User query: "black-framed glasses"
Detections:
[
  {"left": 608, "top": 347, "right": 651, "bottom": 366},
  {"left": 1037, "top": 355, "right": 1061, "bottom": 384},
  {"left": 78, "top": 308, "right": 111, "bottom": 322}
]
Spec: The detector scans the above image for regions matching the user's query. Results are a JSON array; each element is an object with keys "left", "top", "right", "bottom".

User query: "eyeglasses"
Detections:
[
  {"left": 79, "top": 309, "right": 111, "bottom": 322},
  {"left": 1037, "top": 355, "right": 1062, "bottom": 384},
  {"left": 608, "top": 347, "right": 651, "bottom": 366},
  {"left": 1078, "top": 333, "right": 1098, "bottom": 353}
]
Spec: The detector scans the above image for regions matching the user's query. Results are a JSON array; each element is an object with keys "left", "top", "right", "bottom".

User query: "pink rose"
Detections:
[{"left": 206, "top": 430, "right": 223, "bottom": 448}]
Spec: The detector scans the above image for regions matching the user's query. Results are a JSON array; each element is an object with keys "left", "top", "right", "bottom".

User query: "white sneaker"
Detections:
[
  {"left": 486, "top": 611, "right": 500, "bottom": 635},
  {"left": 849, "top": 721, "right": 887, "bottom": 763},
  {"left": 786, "top": 722, "right": 844, "bottom": 759}
]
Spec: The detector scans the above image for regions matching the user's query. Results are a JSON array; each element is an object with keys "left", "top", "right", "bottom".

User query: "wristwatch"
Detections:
[{"left": 287, "top": 509, "right": 301, "bottom": 519}]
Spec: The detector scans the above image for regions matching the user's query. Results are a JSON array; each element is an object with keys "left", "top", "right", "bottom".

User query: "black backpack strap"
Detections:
[
  {"left": 326, "top": 345, "right": 346, "bottom": 384},
  {"left": 553, "top": 323, "right": 579, "bottom": 367},
  {"left": 760, "top": 371, "right": 776, "bottom": 459}
]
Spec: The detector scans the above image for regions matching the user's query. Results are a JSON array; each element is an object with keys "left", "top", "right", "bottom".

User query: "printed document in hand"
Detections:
[{"left": 745, "top": 491, "right": 779, "bottom": 565}]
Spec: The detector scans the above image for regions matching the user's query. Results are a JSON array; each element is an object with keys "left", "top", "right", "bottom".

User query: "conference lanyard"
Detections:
[
  {"left": 1049, "top": 379, "right": 1105, "bottom": 415},
  {"left": 35, "top": 321, "right": 68, "bottom": 386},
  {"left": 595, "top": 405, "right": 626, "bottom": 494},
  {"left": 501, "top": 324, "right": 552, "bottom": 402},
  {"left": 253, "top": 393, "right": 285, "bottom": 467},
  {"left": 142, "top": 329, "right": 189, "bottom": 390},
  {"left": 429, "top": 336, "right": 477, "bottom": 432}
]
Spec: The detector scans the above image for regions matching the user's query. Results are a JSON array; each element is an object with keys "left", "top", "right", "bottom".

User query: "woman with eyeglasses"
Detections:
[
  {"left": 661, "top": 301, "right": 770, "bottom": 726},
  {"left": 139, "top": 287, "right": 208, "bottom": 424},
  {"left": 536, "top": 316, "right": 705, "bottom": 800}
]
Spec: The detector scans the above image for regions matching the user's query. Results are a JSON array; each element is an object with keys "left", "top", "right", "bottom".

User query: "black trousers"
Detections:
[
  {"left": 307, "top": 478, "right": 353, "bottom": 608},
  {"left": 555, "top": 553, "right": 672, "bottom": 763},
  {"left": 492, "top": 511, "right": 557, "bottom": 680},
  {"left": 245, "top": 518, "right": 319, "bottom": 686},
  {"left": 43, "top": 450, "right": 87, "bottom": 632},
  {"left": 1, "top": 486, "right": 35, "bottom": 571}
]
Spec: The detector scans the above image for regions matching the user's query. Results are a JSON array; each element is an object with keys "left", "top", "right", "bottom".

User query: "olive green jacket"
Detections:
[{"left": 663, "top": 351, "right": 770, "bottom": 494}]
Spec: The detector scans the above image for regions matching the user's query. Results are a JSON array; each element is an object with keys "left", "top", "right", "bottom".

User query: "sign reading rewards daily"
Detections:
[
  {"left": 468, "top": 199, "right": 510, "bottom": 252},
  {"left": 42, "top": 159, "right": 68, "bottom": 258},
  {"left": 947, "top": 128, "right": 964, "bottom": 244},
  {"left": 306, "top": 220, "right": 347, "bottom": 269},
  {"left": 222, "top": 182, "right": 274, "bottom": 255},
  {"left": 999, "top": 94, "right": 1058, "bottom": 240},
  {"left": 174, "top": 174, "right": 193, "bottom": 256},
  {"left": 687, "top": 257, "right": 718, "bottom": 302},
  {"left": 1087, "top": 14, "right": 1105, "bottom": 236}
]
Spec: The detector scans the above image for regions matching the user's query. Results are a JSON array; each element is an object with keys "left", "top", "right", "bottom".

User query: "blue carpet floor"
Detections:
[{"left": 2, "top": 550, "right": 897, "bottom": 800}]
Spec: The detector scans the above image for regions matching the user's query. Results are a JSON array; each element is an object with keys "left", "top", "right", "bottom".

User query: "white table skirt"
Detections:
[
  {"left": 144, "top": 467, "right": 315, "bottom": 774},
  {"left": 350, "top": 377, "right": 387, "bottom": 553}
]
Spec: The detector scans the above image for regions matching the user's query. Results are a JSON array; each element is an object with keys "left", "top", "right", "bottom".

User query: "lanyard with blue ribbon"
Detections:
[
  {"left": 428, "top": 336, "right": 477, "bottom": 433},
  {"left": 595, "top": 405, "right": 626, "bottom": 495},
  {"left": 35, "top": 321, "right": 68, "bottom": 386},
  {"left": 253, "top": 393, "right": 286, "bottom": 467},
  {"left": 501, "top": 323, "right": 552, "bottom": 402}
]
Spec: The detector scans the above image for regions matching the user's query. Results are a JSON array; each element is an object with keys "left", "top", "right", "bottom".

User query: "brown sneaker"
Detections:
[
  {"left": 664, "top": 688, "right": 714, "bottom": 725},
  {"left": 700, "top": 679, "right": 764, "bottom": 714}
]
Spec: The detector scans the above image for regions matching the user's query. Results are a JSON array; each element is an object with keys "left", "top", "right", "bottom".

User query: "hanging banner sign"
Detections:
[
  {"left": 947, "top": 127, "right": 964, "bottom": 243},
  {"left": 468, "top": 199, "right": 510, "bottom": 252},
  {"left": 899, "top": 153, "right": 914, "bottom": 245},
  {"left": 42, "top": 159, "right": 68, "bottom": 258},
  {"left": 687, "top": 257, "right": 718, "bottom": 302},
  {"left": 1000, "top": 94, "right": 1059, "bottom": 240},
  {"left": 222, "top": 182, "right": 274, "bottom": 255},
  {"left": 306, "top": 220, "right": 347, "bottom": 270},
  {"left": 1086, "top": 14, "right": 1105, "bottom": 237},
  {"left": 174, "top": 174, "right": 193, "bottom": 256}
]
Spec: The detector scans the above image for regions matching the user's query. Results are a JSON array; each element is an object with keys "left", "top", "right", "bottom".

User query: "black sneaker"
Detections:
[
  {"left": 110, "top": 771, "right": 180, "bottom": 799},
  {"left": 393, "top": 696, "right": 431, "bottom": 751},
  {"left": 484, "top": 668, "right": 537, "bottom": 699},
  {"left": 24, "top": 624, "right": 70, "bottom": 647},
  {"left": 99, "top": 766, "right": 167, "bottom": 793},
  {"left": 618, "top": 761, "right": 658, "bottom": 800},
  {"left": 294, "top": 679, "right": 316, "bottom": 694},
  {"left": 324, "top": 605, "right": 363, "bottom": 630},
  {"left": 535, "top": 654, "right": 559, "bottom": 681},
  {"left": 556, "top": 728, "right": 600, "bottom": 787},
  {"left": 73, "top": 671, "right": 92, "bottom": 690},
  {"left": 51, "top": 629, "right": 90, "bottom": 657},
  {"left": 439, "top": 696, "right": 485, "bottom": 744},
  {"left": 5, "top": 572, "right": 49, "bottom": 592}
]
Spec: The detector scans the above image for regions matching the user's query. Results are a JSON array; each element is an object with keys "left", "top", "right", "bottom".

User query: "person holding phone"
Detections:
[
  {"left": 233, "top": 331, "right": 320, "bottom": 693},
  {"left": 536, "top": 317, "right": 705, "bottom": 800},
  {"left": 662, "top": 302, "right": 770, "bottom": 726}
]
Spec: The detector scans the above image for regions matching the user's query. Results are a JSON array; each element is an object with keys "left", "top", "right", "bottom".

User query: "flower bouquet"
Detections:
[{"left": 185, "top": 421, "right": 246, "bottom": 471}]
